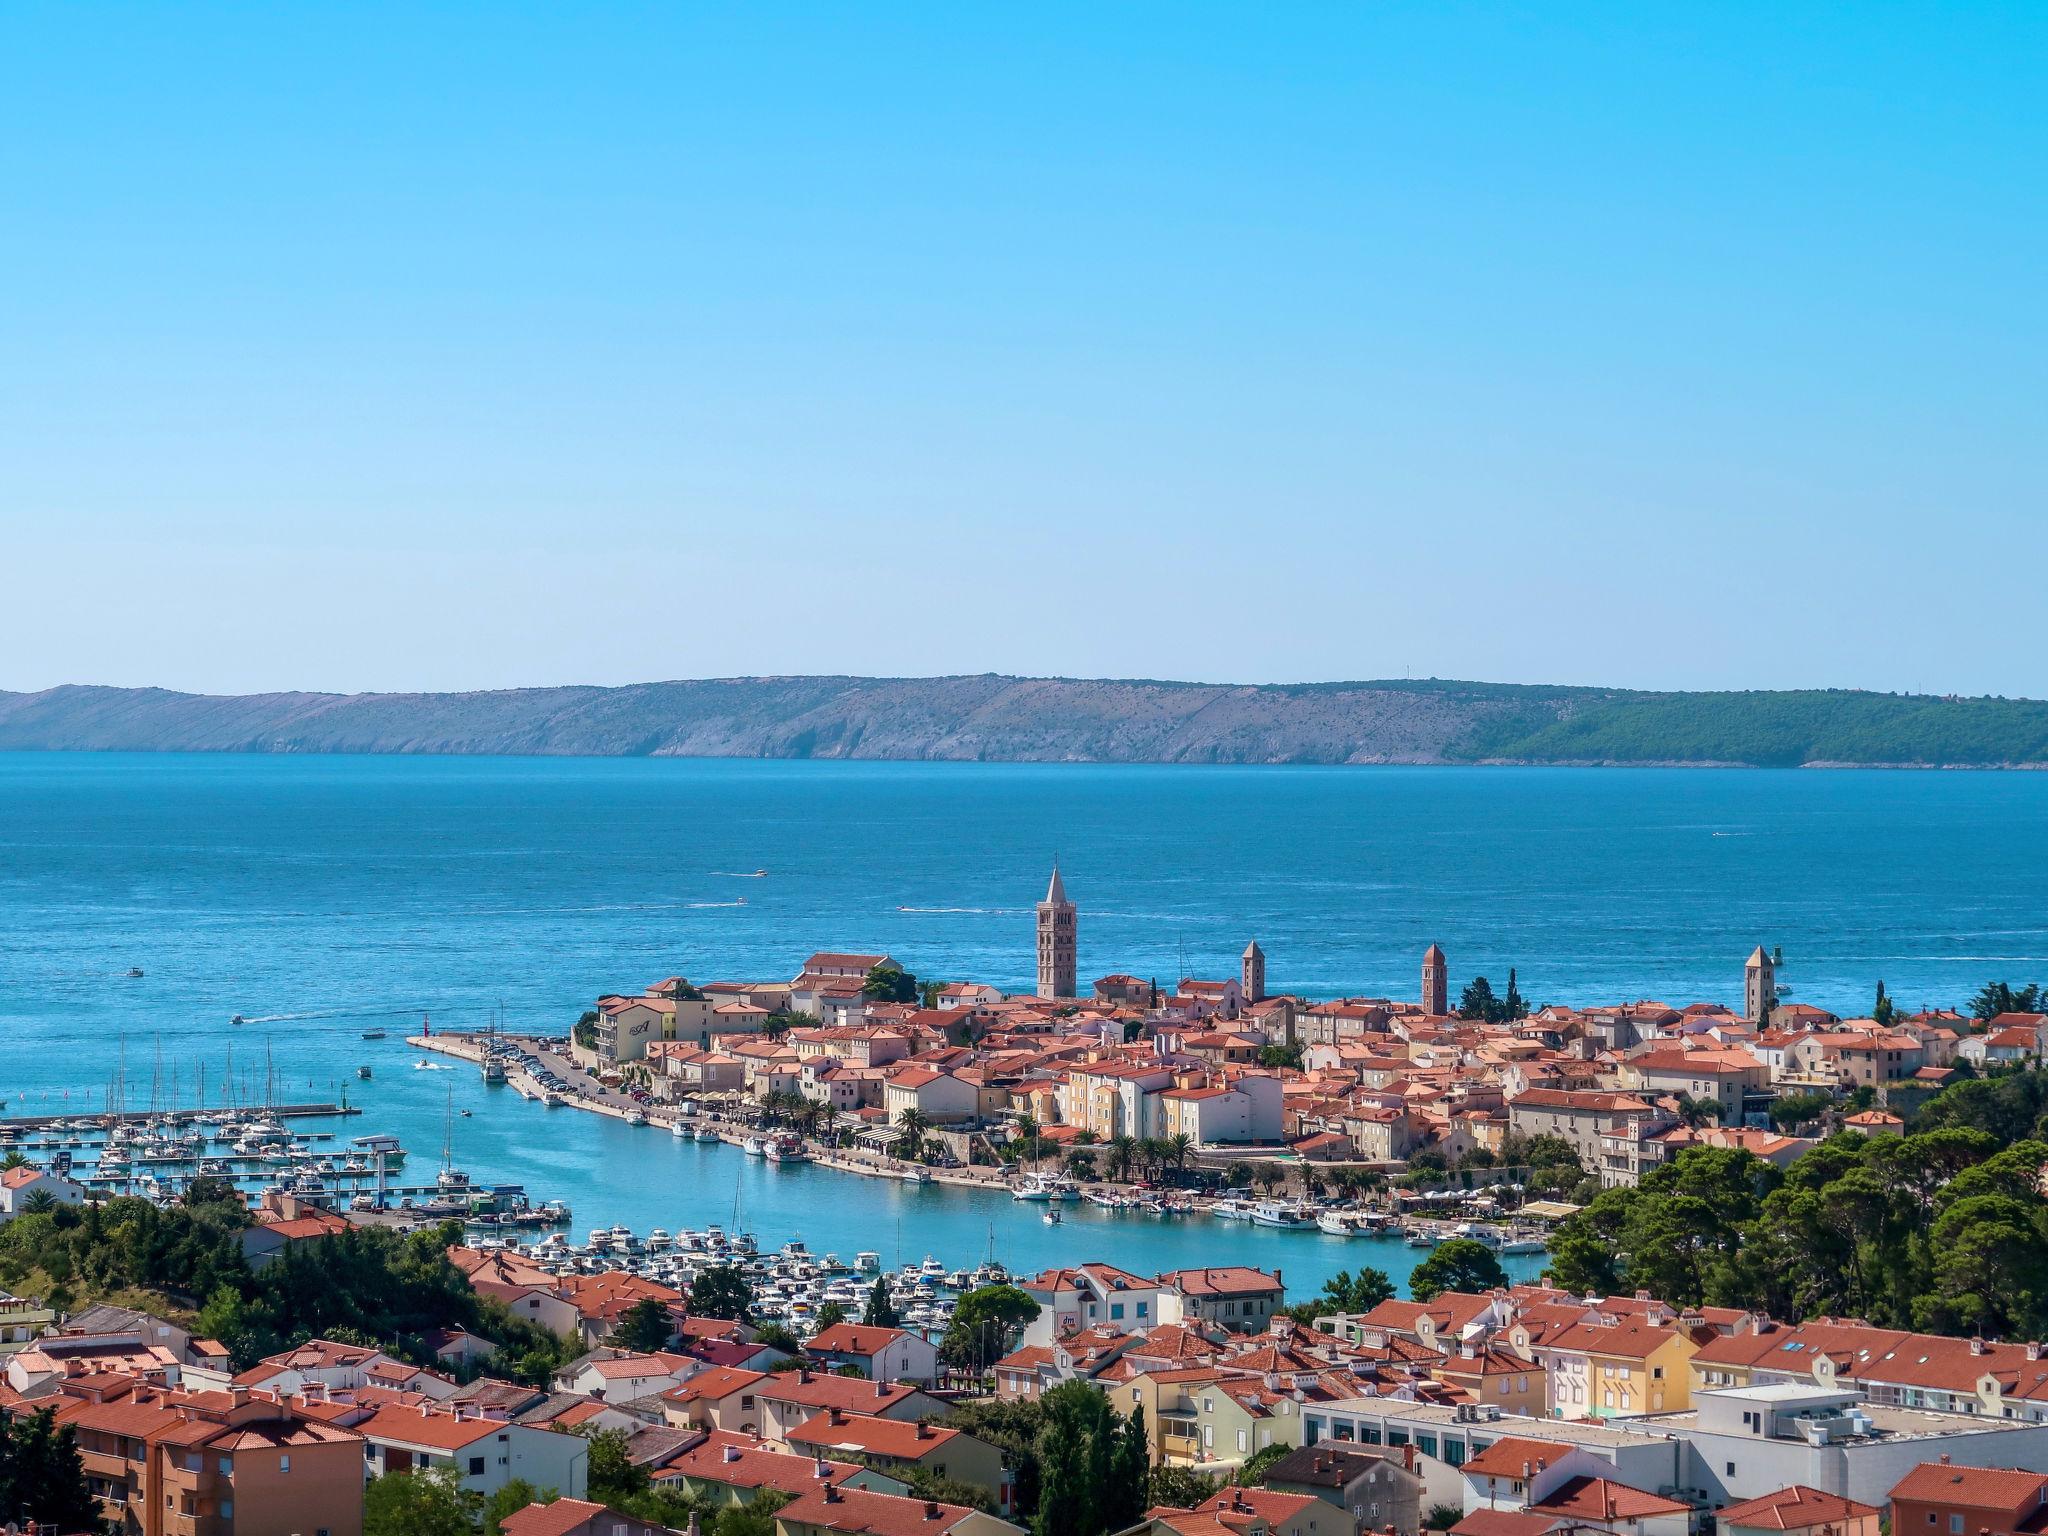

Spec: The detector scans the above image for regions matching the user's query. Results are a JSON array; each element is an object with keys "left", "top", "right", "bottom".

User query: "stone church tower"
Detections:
[
  {"left": 1745, "top": 945, "right": 1776, "bottom": 1023},
  {"left": 1422, "top": 943, "right": 1448, "bottom": 1016},
  {"left": 1036, "top": 865, "right": 1077, "bottom": 1000},
  {"left": 1242, "top": 940, "right": 1266, "bottom": 1004}
]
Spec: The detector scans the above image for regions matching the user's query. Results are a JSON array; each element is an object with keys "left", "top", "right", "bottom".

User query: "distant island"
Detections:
[{"left": 3, "top": 676, "right": 2047, "bottom": 768}]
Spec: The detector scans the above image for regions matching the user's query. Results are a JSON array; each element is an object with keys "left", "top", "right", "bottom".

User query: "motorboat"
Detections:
[
  {"left": 1251, "top": 1200, "right": 1316, "bottom": 1230},
  {"left": 743, "top": 1136, "right": 770, "bottom": 1157}
]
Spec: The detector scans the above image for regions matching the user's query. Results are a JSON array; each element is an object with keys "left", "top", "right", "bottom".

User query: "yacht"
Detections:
[
  {"left": 855, "top": 1251, "right": 882, "bottom": 1273},
  {"left": 742, "top": 1135, "right": 770, "bottom": 1157},
  {"left": 671, "top": 1120, "right": 692, "bottom": 1139},
  {"left": 1206, "top": 1197, "right": 1255, "bottom": 1222},
  {"left": 1011, "top": 1172, "right": 1072, "bottom": 1202}
]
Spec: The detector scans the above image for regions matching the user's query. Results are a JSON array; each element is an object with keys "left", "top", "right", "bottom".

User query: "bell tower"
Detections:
[
  {"left": 1036, "top": 865, "right": 1077, "bottom": 1000},
  {"left": 1242, "top": 941, "right": 1266, "bottom": 1004},
  {"left": 1422, "top": 943, "right": 1448, "bottom": 1016}
]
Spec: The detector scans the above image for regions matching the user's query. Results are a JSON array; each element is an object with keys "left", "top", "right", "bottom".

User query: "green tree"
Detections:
[
  {"left": 0, "top": 1151, "right": 29, "bottom": 1172},
  {"left": 0, "top": 1405, "right": 102, "bottom": 1536},
  {"left": 814, "top": 1300, "right": 849, "bottom": 1331},
  {"left": 1426, "top": 1503, "right": 1466, "bottom": 1531},
  {"left": 1033, "top": 1382, "right": 1148, "bottom": 1536},
  {"left": 1238, "top": 1441, "right": 1293, "bottom": 1485},
  {"left": 894, "top": 1108, "right": 933, "bottom": 1161},
  {"left": 941, "top": 1284, "right": 1042, "bottom": 1374},
  {"left": 611, "top": 1297, "right": 676, "bottom": 1353},
  {"left": 573, "top": 1011, "right": 600, "bottom": 1050},
  {"left": 863, "top": 1277, "right": 901, "bottom": 1329},
  {"left": 1288, "top": 1266, "right": 1396, "bottom": 1324},
  {"left": 715, "top": 1489, "right": 791, "bottom": 1536},
  {"left": 1457, "top": 977, "right": 1500, "bottom": 1022},
  {"left": 1768, "top": 1091, "right": 1832, "bottom": 1131},
  {"left": 863, "top": 964, "right": 920, "bottom": 1004},
  {"left": 689, "top": 1263, "right": 755, "bottom": 1323},
  {"left": 585, "top": 1426, "right": 649, "bottom": 1504},
  {"left": 1970, "top": 981, "right": 2043, "bottom": 1023},
  {"left": 1148, "top": 1464, "right": 1222, "bottom": 1508},
  {"left": 365, "top": 1467, "right": 479, "bottom": 1536},
  {"left": 1407, "top": 1238, "right": 1508, "bottom": 1301},
  {"left": 1258, "top": 1042, "right": 1304, "bottom": 1070}
]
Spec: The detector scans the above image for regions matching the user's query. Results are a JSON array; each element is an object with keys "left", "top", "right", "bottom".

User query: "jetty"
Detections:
[{"left": 0, "top": 1102, "right": 356, "bottom": 1132}]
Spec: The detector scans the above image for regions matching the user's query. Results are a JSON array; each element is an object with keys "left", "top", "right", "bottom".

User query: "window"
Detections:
[
  {"left": 1111, "top": 1304, "right": 1125, "bottom": 1320},
  {"left": 1950, "top": 1518, "right": 1964, "bottom": 1535},
  {"left": 1238, "top": 1430, "right": 1248, "bottom": 1452},
  {"left": 469, "top": 1456, "right": 487, "bottom": 1476},
  {"left": 1137, "top": 1302, "right": 1150, "bottom": 1318},
  {"left": 278, "top": 1455, "right": 291, "bottom": 1473},
  {"left": 218, "top": 1456, "right": 233, "bottom": 1475},
  {"left": 1726, "top": 1463, "right": 1736, "bottom": 1476}
]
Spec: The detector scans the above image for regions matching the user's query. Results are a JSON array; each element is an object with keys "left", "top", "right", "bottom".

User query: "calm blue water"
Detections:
[{"left": 4, "top": 753, "right": 2047, "bottom": 1295}]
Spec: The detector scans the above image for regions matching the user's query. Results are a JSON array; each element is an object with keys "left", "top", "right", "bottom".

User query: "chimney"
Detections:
[
  {"left": 823, "top": 1484, "right": 842, "bottom": 1504},
  {"left": 915, "top": 1421, "right": 931, "bottom": 1439},
  {"left": 1941, "top": 1454, "right": 1952, "bottom": 1465},
  {"left": 230, "top": 1386, "right": 250, "bottom": 1407},
  {"left": 815, "top": 1458, "right": 831, "bottom": 1479},
  {"left": 798, "top": 1368, "right": 811, "bottom": 1384},
  {"left": 1971, "top": 1337, "right": 1987, "bottom": 1356},
  {"left": 924, "top": 1501, "right": 943, "bottom": 1520},
  {"left": 829, "top": 1408, "right": 845, "bottom": 1426}
]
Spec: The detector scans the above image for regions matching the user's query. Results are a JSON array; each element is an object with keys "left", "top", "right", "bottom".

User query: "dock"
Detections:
[{"left": 0, "top": 1102, "right": 357, "bottom": 1131}]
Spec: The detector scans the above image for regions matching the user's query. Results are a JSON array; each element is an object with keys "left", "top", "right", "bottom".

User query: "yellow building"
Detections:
[
  {"left": 1125, "top": 1367, "right": 1304, "bottom": 1469},
  {"left": 1534, "top": 1315, "right": 1707, "bottom": 1420}
]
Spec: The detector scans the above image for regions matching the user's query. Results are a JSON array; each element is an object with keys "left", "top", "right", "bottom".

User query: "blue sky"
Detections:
[{"left": 4, "top": 3, "right": 2043, "bottom": 696}]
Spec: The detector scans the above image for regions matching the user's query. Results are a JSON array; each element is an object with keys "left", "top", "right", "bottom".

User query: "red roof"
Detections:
[
  {"left": 775, "top": 1485, "right": 978, "bottom": 1536},
  {"left": 1531, "top": 1477, "right": 1692, "bottom": 1520},
  {"left": 1891, "top": 1464, "right": 2048, "bottom": 1511},
  {"left": 806, "top": 1323, "right": 917, "bottom": 1357},
  {"left": 1718, "top": 1486, "right": 1879, "bottom": 1530},
  {"left": 1462, "top": 1437, "right": 1571, "bottom": 1480}
]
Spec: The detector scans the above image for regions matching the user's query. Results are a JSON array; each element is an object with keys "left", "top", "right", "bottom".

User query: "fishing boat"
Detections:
[
  {"left": 361, "top": 1029, "right": 387, "bottom": 1040},
  {"left": 1251, "top": 1200, "right": 1317, "bottom": 1230},
  {"left": 126, "top": 967, "right": 145, "bottom": 978},
  {"left": 1317, "top": 1210, "right": 1371, "bottom": 1237},
  {"left": 766, "top": 1134, "right": 809, "bottom": 1164}
]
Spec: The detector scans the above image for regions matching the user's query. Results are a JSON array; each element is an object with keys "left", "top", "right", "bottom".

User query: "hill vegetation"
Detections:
[{"left": 2, "top": 676, "right": 2045, "bottom": 767}]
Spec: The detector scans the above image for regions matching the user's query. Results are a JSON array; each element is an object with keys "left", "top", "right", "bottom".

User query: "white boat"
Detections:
[
  {"left": 1251, "top": 1200, "right": 1316, "bottom": 1230},
  {"left": 1207, "top": 1197, "right": 1255, "bottom": 1221},
  {"left": 743, "top": 1136, "right": 770, "bottom": 1157},
  {"left": 855, "top": 1251, "right": 881, "bottom": 1273},
  {"left": 1011, "top": 1172, "right": 1071, "bottom": 1202},
  {"left": 671, "top": 1120, "right": 691, "bottom": 1138},
  {"left": 1043, "top": 1206, "right": 1062, "bottom": 1225},
  {"left": 1317, "top": 1210, "right": 1370, "bottom": 1237}
]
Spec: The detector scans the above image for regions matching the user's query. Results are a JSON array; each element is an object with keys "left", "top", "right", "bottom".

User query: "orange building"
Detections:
[{"left": 56, "top": 1380, "right": 365, "bottom": 1536}]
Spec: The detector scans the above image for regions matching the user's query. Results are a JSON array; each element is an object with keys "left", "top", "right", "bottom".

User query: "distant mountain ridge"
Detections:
[{"left": 3, "top": 676, "right": 2046, "bottom": 768}]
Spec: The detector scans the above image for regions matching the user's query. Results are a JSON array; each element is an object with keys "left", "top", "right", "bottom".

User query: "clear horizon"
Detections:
[{"left": 5, "top": 4, "right": 2043, "bottom": 697}]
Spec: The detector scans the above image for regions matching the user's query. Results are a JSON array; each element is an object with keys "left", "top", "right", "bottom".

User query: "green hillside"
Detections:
[{"left": 1448, "top": 689, "right": 2048, "bottom": 767}]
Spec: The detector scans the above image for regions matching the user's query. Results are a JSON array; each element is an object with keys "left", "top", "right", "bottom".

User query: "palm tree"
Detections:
[
  {"left": 0, "top": 1151, "right": 29, "bottom": 1172},
  {"left": 1012, "top": 1114, "right": 1041, "bottom": 1165},
  {"left": 1165, "top": 1132, "right": 1195, "bottom": 1186},
  {"left": 893, "top": 1108, "right": 932, "bottom": 1161},
  {"left": 1105, "top": 1135, "right": 1139, "bottom": 1183},
  {"left": 1673, "top": 1093, "right": 1724, "bottom": 1128},
  {"left": 22, "top": 1189, "right": 58, "bottom": 1215}
]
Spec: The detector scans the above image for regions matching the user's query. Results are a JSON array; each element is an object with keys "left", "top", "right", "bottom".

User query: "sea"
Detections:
[{"left": 4, "top": 752, "right": 2047, "bottom": 1297}]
